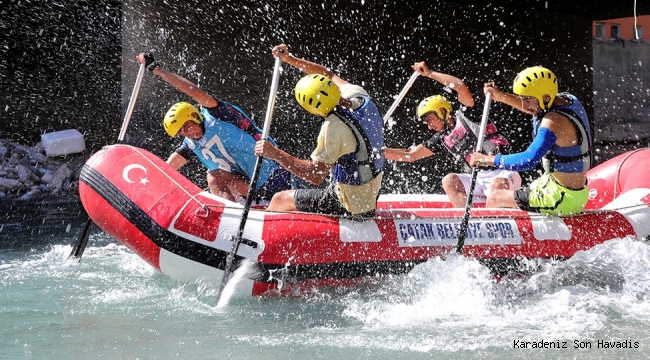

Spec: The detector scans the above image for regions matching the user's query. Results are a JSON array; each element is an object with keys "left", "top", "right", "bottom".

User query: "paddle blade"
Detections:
[
  {"left": 68, "top": 218, "right": 92, "bottom": 261},
  {"left": 215, "top": 259, "right": 257, "bottom": 308}
]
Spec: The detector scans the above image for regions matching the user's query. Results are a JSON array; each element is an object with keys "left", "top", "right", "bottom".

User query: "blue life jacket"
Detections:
[
  {"left": 182, "top": 109, "right": 278, "bottom": 188},
  {"left": 331, "top": 95, "right": 385, "bottom": 185},
  {"left": 533, "top": 93, "right": 593, "bottom": 173},
  {"left": 211, "top": 100, "right": 278, "bottom": 146}
]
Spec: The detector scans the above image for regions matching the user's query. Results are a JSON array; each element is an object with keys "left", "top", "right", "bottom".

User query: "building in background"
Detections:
[
  {"left": 592, "top": 15, "right": 650, "bottom": 154},
  {"left": 593, "top": 15, "right": 649, "bottom": 40}
]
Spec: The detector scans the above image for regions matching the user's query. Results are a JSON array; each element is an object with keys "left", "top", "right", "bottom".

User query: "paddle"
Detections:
[
  {"left": 118, "top": 63, "right": 146, "bottom": 141},
  {"left": 69, "top": 63, "right": 146, "bottom": 261},
  {"left": 456, "top": 92, "right": 492, "bottom": 254},
  {"left": 68, "top": 216, "right": 92, "bottom": 259},
  {"left": 215, "top": 56, "right": 282, "bottom": 304},
  {"left": 383, "top": 71, "right": 419, "bottom": 124}
]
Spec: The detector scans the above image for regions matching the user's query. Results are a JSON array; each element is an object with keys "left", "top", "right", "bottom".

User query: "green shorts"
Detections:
[{"left": 514, "top": 173, "right": 588, "bottom": 216}]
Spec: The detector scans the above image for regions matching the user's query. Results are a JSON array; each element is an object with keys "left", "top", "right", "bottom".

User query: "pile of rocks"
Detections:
[{"left": 0, "top": 139, "right": 87, "bottom": 201}]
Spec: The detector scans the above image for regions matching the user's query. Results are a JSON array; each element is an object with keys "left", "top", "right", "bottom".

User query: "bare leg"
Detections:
[
  {"left": 266, "top": 190, "right": 298, "bottom": 212},
  {"left": 490, "top": 177, "right": 511, "bottom": 192},
  {"left": 442, "top": 173, "right": 468, "bottom": 208},
  {"left": 207, "top": 170, "right": 249, "bottom": 201},
  {"left": 486, "top": 189, "right": 519, "bottom": 208},
  {"left": 485, "top": 177, "right": 521, "bottom": 208}
]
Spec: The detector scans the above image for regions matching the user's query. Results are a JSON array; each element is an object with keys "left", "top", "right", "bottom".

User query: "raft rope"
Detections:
[
  {"left": 108, "top": 145, "right": 647, "bottom": 221},
  {"left": 122, "top": 145, "right": 310, "bottom": 215},
  {"left": 119, "top": 145, "right": 211, "bottom": 209}
]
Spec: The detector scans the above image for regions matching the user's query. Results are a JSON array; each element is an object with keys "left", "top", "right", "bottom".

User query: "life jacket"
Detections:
[
  {"left": 205, "top": 100, "right": 278, "bottom": 146},
  {"left": 533, "top": 93, "right": 593, "bottom": 173},
  {"left": 442, "top": 112, "right": 510, "bottom": 171},
  {"left": 330, "top": 95, "right": 385, "bottom": 185},
  {"left": 185, "top": 110, "right": 278, "bottom": 187}
]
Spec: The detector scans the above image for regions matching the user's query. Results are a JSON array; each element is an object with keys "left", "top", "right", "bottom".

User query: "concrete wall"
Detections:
[
  {"left": 0, "top": 0, "right": 122, "bottom": 148},
  {"left": 593, "top": 40, "right": 650, "bottom": 148}
]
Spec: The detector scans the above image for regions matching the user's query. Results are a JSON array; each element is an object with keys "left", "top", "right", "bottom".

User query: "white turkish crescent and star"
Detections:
[{"left": 122, "top": 164, "right": 149, "bottom": 185}]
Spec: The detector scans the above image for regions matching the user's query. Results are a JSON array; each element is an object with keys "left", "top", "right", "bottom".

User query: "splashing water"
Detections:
[
  {"left": 4, "top": 231, "right": 650, "bottom": 359},
  {"left": 215, "top": 259, "right": 257, "bottom": 309}
]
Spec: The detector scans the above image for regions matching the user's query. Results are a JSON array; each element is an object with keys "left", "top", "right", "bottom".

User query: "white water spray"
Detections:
[{"left": 215, "top": 259, "right": 256, "bottom": 308}]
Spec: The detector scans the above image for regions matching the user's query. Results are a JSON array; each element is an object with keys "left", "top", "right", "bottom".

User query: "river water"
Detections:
[{"left": 2, "top": 200, "right": 650, "bottom": 359}]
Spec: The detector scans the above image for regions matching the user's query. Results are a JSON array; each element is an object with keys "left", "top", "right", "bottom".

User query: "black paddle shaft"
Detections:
[
  {"left": 215, "top": 56, "right": 282, "bottom": 304},
  {"left": 456, "top": 166, "right": 479, "bottom": 253},
  {"left": 69, "top": 217, "right": 92, "bottom": 259},
  {"left": 456, "top": 92, "right": 493, "bottom": 254},
  {"left": 215, "top": 154, "right": 264, "bottom": 300}
]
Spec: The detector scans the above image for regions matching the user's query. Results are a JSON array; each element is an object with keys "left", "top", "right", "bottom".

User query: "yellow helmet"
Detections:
[
  {"left": 512, "top": 66, "right": 558, "bottom": 110},
  {"left": 417, "top": 95, "right": 453, "bottom": 120},
  {"left": 163, "top": 102, "right": 204, "bottom": 137},
  {"left": 294, "top": 74, "right": 341, "bottom": 117}
]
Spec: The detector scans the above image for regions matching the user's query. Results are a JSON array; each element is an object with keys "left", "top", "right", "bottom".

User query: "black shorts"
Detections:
[
  {"left": 256, "top": 168, "right": 293, "bottom": 201},
  {"left": 294, "top": 188, "right": 375, "bottom": 219},
  {"left": 514, "top": 186, "right": 534, "bottom": 212}
]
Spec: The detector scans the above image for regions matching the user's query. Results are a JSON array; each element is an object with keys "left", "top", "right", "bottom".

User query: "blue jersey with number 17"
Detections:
[{"left": 183, "top": 109, "right": 278, "bottom": 188}]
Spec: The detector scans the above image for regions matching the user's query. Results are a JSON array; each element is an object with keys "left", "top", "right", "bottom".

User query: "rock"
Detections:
[
  {"left": 0, "top": 138, "right": 88, "bottom": 202},
  {"left": 27, "top": 146, "right": 48, "bottom": 164},
  {"left": 40, "top": 170, "right": 54, "bottom": 184},
  {"left": 41, "top": 129, "right": 86, "bottom": 157},
  {"left": 17, "top": 187, "right": 42, "bottom": 201},
  {"left": 0, "top": 177, "right": 22, "bottom": 191},
  {"left": 12, "top": 144, "right": 27, "bottom": 157},
  {"left": 22, "top": 180, "right": 35, "bottom": 189},
  {"left": 16, "top": 164, "right": 37, "bottom": 183},
  {"left": 50, "top": 164, "right": 72, "bottom": 190},
  {"left": 1, "top": 167, "right": 16, "bottom": 179}
]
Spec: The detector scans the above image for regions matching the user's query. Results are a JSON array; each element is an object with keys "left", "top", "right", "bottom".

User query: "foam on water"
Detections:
[
  {"left": 322, "top": 236, "right": 650, "bottom": 353},
  {"left": 225, "top": 238, "right": 650, "bottom": 355},
  {"left": 216, "top": 259, "right": 257, "bottom": 309},
  {"left": 4, "top": 232, "right": 650, "bottom": 359}
]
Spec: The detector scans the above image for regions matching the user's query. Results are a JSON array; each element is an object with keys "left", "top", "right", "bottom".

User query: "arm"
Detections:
[
  {"left": 166, "top": 152, "right": 188, "bottom": 170},
  {"left": 254, "top": 140, "right": 332, "bottom": 185},
  {"left": 271, "top": 44, "right": 350, "bottom": 89},
  {"left": 413, "top": 61, "right": 474, "bottom": 107},
  {"left": 470, "top": 124, "right": 557, "bottom": 171},
  {"left": 136, "top": 53, "right": 218, "bottom": 108},
  {"left": 384, "top": 144, "right": 434, "bottom": 162},
  {"left": 484, "top": 82, "right": 534, "bottom": 115}
]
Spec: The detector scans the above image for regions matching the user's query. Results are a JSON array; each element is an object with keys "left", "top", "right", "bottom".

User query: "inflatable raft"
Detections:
[{"left": 79, "top": 145, "right": 650, "bottom": 296}]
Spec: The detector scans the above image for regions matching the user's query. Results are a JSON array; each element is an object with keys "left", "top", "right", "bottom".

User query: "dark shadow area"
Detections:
[
  {"left": 0, "top": 195, "right": 87, "bottom": 250},
  {"left": 0, "top": 0, "right": 122, "bottom": 148}
]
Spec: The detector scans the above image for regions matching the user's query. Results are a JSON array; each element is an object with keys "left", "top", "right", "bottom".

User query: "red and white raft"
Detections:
[{"left": 79, "top": 145, "right": 650, "bottom": 296}]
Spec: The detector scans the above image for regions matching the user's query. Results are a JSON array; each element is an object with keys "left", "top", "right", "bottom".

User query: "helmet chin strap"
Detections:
[
  {"left": 443, "top": 122, "right": 451, "bottom": 134},
  {"left": 442, "top": 112, "right": 453, "bottom": 133},
  {"left": 542, "top": 93, "right": 555, "bottom": 110}
]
